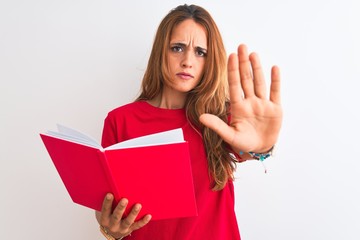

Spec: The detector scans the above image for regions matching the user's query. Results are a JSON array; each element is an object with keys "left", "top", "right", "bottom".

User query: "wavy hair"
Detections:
[{"left": 137, "top": 4, "right": 236, "bottom": 190}]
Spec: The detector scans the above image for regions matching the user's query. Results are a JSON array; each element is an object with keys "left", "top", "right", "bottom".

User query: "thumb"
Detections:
[{"left": 199, "top": 113, "right": 235, "bottom": 144}]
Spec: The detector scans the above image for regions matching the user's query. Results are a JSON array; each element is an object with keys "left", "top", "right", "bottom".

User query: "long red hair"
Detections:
[{"left": 137, "top": 4, "right": 236, "bottom": 190}]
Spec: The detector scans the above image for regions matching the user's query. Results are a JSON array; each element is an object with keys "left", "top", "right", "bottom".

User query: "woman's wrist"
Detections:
[
  {"left": 100, "top": 225, "right": 127, "bottom": 240},
  {"left": 230, "top": 145, "right": 275, "bottom": 162},
  {"left": 249, "top": 145, "right": 275, "bottom": 161},
  {"left": 248, "top": 145, "right": 275, "bottom": 161}
]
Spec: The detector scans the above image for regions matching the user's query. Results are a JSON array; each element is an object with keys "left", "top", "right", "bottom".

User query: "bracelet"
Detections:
[
  {"left": 238, "top": 145, "right": 275, "bottom": 161},
  {"left": 248, "top": 145, "right": 275, "bottom": 161},
  {"left": 239, "top": 146, "right": 275, "bottom": 173},
  {"left": 100, "top": 225, "right": 125, "bottom": 240}
]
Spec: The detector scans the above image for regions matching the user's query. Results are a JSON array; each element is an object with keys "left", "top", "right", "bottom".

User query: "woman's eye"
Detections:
[
  {"left": 196, "top": 50, "right": 206, "bottom": 57},
  {"left": 171, "top": 46, "right": 183, "bottom": 52}
]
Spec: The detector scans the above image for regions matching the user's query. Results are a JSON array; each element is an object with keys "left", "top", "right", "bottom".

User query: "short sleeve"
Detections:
[{"left": 101, "top": 113, "right": 117, "bottom": 148}]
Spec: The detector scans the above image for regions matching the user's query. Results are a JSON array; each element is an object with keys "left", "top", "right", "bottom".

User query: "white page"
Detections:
[
  {"left": 105, "top": 128, "right": 184, "bottom": 150},
  {"left": 44, "top": 124, "right": 184, "bottom": 150},
  {"left": 44, "top": 131, "right": 101, "bottom": 149},
  {"left": 57, "top": 124, "right": 101, "bottom": 148}
]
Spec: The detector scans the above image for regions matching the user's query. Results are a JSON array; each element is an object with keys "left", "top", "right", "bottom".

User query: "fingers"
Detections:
[
  {"left": 120, "top": 203, "right": 142, "bottom": 229},
  {"left": 249, "top": 52, "right": 266, "bottom": 99},
  {"left": 110, "top": 198, "right": 128, "bottom": 227},
  {"left": 131, "top": 214, "right": 152, "bottom": 231},
  {"left": 237, "top": 44, "right": 255, "bottom": 98},
  {"left": 119, "top": 206, "right": 151, "bottom": 233},
  {"left": 99, "top": 194, "right": 151, "bottom": 238},
  {"left": 270, "top": 65, "right": 281, "bottom": 104},
  {"left": 228, "top": 53, "right": 244, "bottom": 104},
  {"left": 100, "top": 193, "right": 114, "bottom": 223},
  {"left": 236, "top": 44, "right": 272, "bottom": 100}
]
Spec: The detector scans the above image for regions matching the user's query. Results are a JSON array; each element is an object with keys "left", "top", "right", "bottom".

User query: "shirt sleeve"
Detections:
[{"left": 101, "top": 113, "right": 118, "bottom": 148}]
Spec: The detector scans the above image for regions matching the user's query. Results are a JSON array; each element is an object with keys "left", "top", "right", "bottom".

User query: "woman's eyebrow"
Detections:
[
  {"left": 170, "top": 42, "right": 186, "bottom": 47},
  {"left": 196, "top": 46, "right": 207, "bottom": 52},
  {"left": 170, "top": 42, "right": 207, "bottom": 51}
]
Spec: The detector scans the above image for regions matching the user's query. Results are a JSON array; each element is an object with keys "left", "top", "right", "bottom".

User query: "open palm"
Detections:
[{"left": 200, "top": 44, "right": 282, "bottom": 153}]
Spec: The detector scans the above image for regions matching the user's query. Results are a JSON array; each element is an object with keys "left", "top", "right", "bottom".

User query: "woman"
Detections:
[{"left": 96, "top": 4, "right": 282, "bottom": 240}]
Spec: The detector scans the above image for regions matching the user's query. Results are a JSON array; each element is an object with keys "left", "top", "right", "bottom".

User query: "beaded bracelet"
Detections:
[
  {"left": 239, "top": 146, "right": 274, "bottom": 161},
  {"left": 249, "top": 147, "right": 274, "bottom": 161},
  {"left": 239, "top": 146, "right": 275, "bottom": 173}
]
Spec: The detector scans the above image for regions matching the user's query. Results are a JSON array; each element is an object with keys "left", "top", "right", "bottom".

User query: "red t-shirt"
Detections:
[{"left": 101, "top": 101, "right": 241, "bottom": 240}]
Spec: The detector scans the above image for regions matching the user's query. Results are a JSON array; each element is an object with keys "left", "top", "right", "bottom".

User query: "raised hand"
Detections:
[{"left": 200, "top": 44, "right": 282, "bottom": 154}]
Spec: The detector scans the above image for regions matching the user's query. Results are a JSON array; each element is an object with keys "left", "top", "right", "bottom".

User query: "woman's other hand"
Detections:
[{"left": 96, "top": 193, "right": 152, "bottom": 239}]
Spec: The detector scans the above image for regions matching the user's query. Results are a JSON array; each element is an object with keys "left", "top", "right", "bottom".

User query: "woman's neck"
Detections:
[{"left": 148, "top": 88, "right": 187, "bottom": 109}]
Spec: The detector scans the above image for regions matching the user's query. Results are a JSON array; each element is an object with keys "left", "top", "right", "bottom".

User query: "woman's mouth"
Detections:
[{"left": 176, "top": 72, "right": 194, "bottom": 80}]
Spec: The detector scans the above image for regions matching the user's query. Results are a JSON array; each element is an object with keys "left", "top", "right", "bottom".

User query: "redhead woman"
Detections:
[{"left": 96, "top": 4, "right": 282, "bottom": 240}]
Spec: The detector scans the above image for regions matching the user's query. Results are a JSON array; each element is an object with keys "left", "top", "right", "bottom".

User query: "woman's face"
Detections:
[{"left": 165, "top": 19, "right": 207, "bottom": 94}]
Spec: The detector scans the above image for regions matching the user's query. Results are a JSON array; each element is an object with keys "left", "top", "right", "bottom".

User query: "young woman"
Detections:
[{"left": 96, "top": 4, "right": 282, "bottom": 240}]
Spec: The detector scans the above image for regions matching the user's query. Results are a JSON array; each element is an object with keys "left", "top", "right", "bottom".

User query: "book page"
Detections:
[
  {"left": 43, "top": 124, "right": 101, "bottom": 149},
  {"left": 57, "top": 124, "right": 100, "bottom": 148},
  {"left": 43, "top": 124, "right": 184, "bottom": 151},
  {"left": 105, "top": 128, "right": 184, "bottom": 150}
]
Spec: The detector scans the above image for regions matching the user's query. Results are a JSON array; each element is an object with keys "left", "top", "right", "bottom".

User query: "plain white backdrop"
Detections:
[{"left": 1, "top": 0, "right": 359, "bottom": 239}]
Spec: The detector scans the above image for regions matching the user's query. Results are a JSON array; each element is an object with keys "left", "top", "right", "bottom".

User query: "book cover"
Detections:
[{"left": 40, "top": 124, "right": 198, "bottom": 220}]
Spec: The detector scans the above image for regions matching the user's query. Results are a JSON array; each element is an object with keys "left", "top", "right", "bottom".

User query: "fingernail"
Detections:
[
  {"left": 135, "top": 204, "right": 142, "bottom": 211},
  {"left": 120, "top": 198, "right": 128, "bottom": 206},
  {"left": 106, "top": 193, "right": 113, "bottom": 200}
]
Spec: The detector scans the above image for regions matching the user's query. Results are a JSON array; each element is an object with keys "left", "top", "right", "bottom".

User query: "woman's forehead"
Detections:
[{"left": 169, "top": 19, "right": 208, "bottom": 49}]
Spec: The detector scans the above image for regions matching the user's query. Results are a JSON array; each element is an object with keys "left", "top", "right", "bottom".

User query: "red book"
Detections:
[{"left": 40, "top": 124, "right": 198, "bottom": 220}]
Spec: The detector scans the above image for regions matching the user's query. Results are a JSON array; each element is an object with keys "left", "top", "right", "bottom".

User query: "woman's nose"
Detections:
[{"left": 181, "top": 51, "right": 193, "bottom": 68}]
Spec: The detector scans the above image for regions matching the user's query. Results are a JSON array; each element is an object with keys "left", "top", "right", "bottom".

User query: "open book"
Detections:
[{"left": 40, "top": 124, "right": 198, "bottom": 220}]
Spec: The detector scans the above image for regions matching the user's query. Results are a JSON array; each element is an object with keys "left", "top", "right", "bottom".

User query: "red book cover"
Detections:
[{"left": 40, "top": 125, "right": 198, "bottom": 220}]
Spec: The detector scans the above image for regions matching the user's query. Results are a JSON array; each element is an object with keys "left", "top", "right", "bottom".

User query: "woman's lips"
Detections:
[{"left": 176, "top": 72, "right": 194, "bottom": 80}]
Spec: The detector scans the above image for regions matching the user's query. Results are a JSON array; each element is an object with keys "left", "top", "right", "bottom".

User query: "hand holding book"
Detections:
[
  {"left": 40, "top": 124, "right": 198, "bottom": 221},
  {"left": 97, "top": 193, "right": 152, "bottom": 239}
]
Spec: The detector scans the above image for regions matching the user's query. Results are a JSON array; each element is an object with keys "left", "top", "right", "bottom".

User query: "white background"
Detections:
[{"left": 1, "top": 0, "right": 359, "bottom": 239}]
